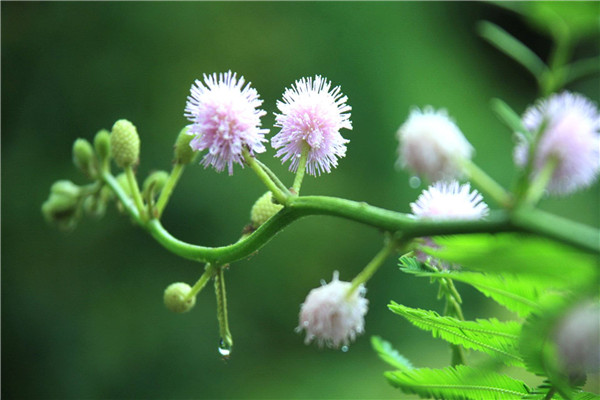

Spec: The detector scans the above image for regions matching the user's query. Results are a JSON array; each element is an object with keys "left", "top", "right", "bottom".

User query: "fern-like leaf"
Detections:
[
  {"left": 371, "top": 335, "right": 414, "bottom": 371},
  {"left": 417, "top": 271, "right": 543, "bottom": 318},
  {"left": 384, "top": 364, "right": 530, "bottom": 400},
  {"left": 389, "top": 302, "right": 523, "bottom": 366}
]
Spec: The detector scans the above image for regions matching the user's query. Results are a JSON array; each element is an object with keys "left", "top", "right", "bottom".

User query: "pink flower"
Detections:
[
  {"left": 411, "top": 181, "right": 489, "bottom": 220},
  {"left": 298, "top": 271, "right": 368, "bottom": 349},
  {"left": 271, "top": 76, "right": 352, "bottom": 176},
  {"left": 184, "top": 71, "right": 268, "bottom": 175},
  {"left": 514, "top": 92, "right": 600, "bottom": 195},
  {"left": 397, "top": 107, "right": 473, "bottom": 182}
]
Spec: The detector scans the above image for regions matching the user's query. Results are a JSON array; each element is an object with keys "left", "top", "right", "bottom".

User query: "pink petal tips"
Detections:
[
  {"left": 514, "top": 92, "right": 600, "bottom": 195},
  {"left": 271, "top": 75, "right": 352, "bottom": 176},
  {"left": 184, "top": 71, "right": 269, "bottom": 175},
  {"left": 410, "top": 181, "right": 489, "bottom": 220},
  {"left": 298, "top": 271, "right": 368, "bottom": 349}
]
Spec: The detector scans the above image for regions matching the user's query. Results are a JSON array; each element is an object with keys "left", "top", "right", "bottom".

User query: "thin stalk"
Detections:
[
  {"left": 243, "top": 149, "right": 288, "bottom": 205},
  {"left": 253, "top": 158, "right": 290, "bottom": 195},
  {"left": 462, "top": 159, "right": 512, "bottom": 208},
  {"left": 442, "top": 278, "right": 466, "bottom": 366},
  {"left": 185, "top": 264, "right": 217, "bottom": 301},
  {"left": 292, "top": 143, "right": 310, "bottom": 194},
  {"left": 523, "top": 156, "right": 558, "bottom": 206},
  {"left": 125, "top": 166, "right": 146, "bottom": 220},
  {"left": 214, "top": 266, "right": 233, "bottom": 356},
  {"left": 348, "top": 240, "right": 397, "bottom": 296},
  {"left": 155, "top": 163, "right": 185, "bottom": 218}
]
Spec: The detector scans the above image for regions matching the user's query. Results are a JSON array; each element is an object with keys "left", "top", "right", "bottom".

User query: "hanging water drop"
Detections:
[
  {"left": 409, "top": 176, "right": 421, "bottom": 188},
  {"left": 341, "top": 345, "right": 349, "bottom": 353},
  {"left": 218, "top": 338, "right": 232, "bottom": 359}
]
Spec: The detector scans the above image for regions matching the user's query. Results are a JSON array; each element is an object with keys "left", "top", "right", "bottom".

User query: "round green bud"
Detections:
[
  {"left": 174, "top": 127, "right": 195, "bottom": 165},
  {"left": 42, "top": 182, "right": 83, "bottom": 230},
  {"left": 94, "top": 129, "right": 111, "bottom": 163},
  {"left": 164, "top": 282, "right": 196, "bottom": 313},
  {"left": 142, "top": 170, "right": 169, "bottom": 198},
  {"left": 73, "top": 138, "right": 97, "bottom": 177},
  {"left": 250, "top": 191, "right": 284, "bottom": 229},
  {"left": 110, "top": 119, "right": 140, "bottom": 168}
]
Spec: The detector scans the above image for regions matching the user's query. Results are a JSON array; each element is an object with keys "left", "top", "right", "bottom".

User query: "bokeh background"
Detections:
[{"left": 2, "top": 2, "right": 598, "bottom": 399}]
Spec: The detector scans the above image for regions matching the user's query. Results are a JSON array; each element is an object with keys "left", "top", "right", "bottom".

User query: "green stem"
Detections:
[
  {"left": 441, "top": 278, "right": 466, "bottom": 365},
  {"left": 155, "top": 163, "right": 185, "bottom": 218},
  {"left": 185, "top": 263, "right": 217, "bottom": 300},
  {"left": 214, "top": 266, "right": 233, "bottom": 356},
  {"left": 543, "top": 386, "right": 557, "bottom": 400},
  {"left": 243, "top": 149, "right": 289, "bottom": 205},
  {"left": 462, "top": 159, "right": 512, "bottom": 208},
  {"left": 125, "top": 166, "right": 146, "bottom": 221},
  {"left": 349, "top": 240, "right": 397, "bottom": 295},
  {"left": 292, "top": 142, "right": 310, "bottom": 194},
  {"left": 102, "top": 171, "right": 600, "bottom": 266},
  {"left": 523, "top": 156, "right": 558, "bottom": 206}
]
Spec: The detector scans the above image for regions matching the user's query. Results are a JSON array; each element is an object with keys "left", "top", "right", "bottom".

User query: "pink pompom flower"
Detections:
[
  {"left": 397, "top": 107, "right": 473, "bottom": 182},
  {"left": 272, "top": 75, "right": 352, "bottom": 176},
  {"left": 298, "top": 271, "right": 368, "bottom": 349},
  {"left": 411, "top": 181, "right": 489, "bottom": 220},
  {"left": 514, "top": 92, "right": 600, "bottom": 195},
  {"left": 184, "top": 71, "right": 268, "bottom": 175}
]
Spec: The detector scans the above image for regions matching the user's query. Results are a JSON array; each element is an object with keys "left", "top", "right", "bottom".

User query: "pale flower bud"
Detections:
[
  {"left": 250, "top": 191, "right": 284, "bottom": 228},
  {"left": 164, "top": 282, "right": 196, "bottom": 313},
  {"left": 111, "top": 119, "right": 140, "bottom": 168}
]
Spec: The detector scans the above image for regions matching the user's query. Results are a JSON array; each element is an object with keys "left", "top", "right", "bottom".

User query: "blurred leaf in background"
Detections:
[{"left": 2, "top": 2, "right": 598, "bottom": 399}]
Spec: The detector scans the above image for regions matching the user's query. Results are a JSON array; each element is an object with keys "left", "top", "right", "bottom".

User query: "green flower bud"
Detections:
[
  {"left": 73, "top": 138, "right": 97, "bottom": 177},
  {"left": 111, "top": 119, "right": 140, "bottom": 168},
  {"left": 164, "top": 282, "right": 196, "bottom": 313},
  {"left": 42, "top": 181, "right": 83, "bottom": 230},
  {"left": 94, "top": 129, "right": 111, "bottom": 163},
  {"left": 250, "top": 191, "right": 284, "bottom": 229},
  {"left": 142, "top": 170, "right": 169, "bottom": 199},
  {"left": 174, "top": 127, "right": 195, "bottom": 165}
]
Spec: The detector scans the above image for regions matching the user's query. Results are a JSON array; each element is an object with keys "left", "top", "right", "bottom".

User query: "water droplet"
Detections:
[
  {"left": 341, "top": 345, "right": 349, "bottom": 353},
  {"left": 319, "top": 279, "right": 327, "bottom": 286},
  {"left": 409, "top": 176, "right": 421, "bottom": 189},
  {"left": 218, "top": 339, "right": 232, "bottom": 359}
]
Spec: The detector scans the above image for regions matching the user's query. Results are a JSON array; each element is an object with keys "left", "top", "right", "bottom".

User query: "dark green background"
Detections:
[{"left": 2, "top": 2, "right": 598, "bottom": 399}]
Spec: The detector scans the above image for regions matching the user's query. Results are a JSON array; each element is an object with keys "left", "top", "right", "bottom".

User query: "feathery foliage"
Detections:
[
  {"left": 389, "top": 302, "right": 523, "bottom": 366},
  {"left": 370, "top": 336, "right": 414, "bottom": 371},
  {"left": 384, "top": 364, "right": 531, "bottom": 400}
]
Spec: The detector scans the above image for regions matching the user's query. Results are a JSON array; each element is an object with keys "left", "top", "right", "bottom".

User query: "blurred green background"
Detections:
[{"left": 2, "top": 2, "right": 598, "bottom": 399}]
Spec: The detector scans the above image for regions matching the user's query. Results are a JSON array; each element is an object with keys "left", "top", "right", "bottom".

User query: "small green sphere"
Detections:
[
  {"left": 250, "top": 191, "right": 284, "bottom": 228},
  {"left": 174, "top": 127, "right": 196, "bottom": 165},
  {"left": 164, "top": 282, "right": 196, "bottom": 313},
  {"left": 111, "top": 119, "right": 140, "bottom": 168}
]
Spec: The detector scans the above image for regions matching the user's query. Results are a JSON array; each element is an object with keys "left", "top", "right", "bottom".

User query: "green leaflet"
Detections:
[
  {"left": 389, "top": 302, "right": 523, "bottom": 367},
  {"left": 426, "top": 234, "right": 597, "bottom": 287},
  {"left": 370, "top": 336, "right": 414, "bottom": 371},
  {"left": 417, "top": 271, "right": 543, "bottom": 318},
  {"left": 384, "top": 364, "right": 530, "bottom": 400}
]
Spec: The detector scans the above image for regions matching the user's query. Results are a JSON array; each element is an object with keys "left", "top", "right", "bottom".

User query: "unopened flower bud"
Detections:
[
  {"left": 73, "top": 138, "right": 97, "bottom": 177},
  {"left": 51, "top": 180, "right": 82, "bottom": 198},
  {"left": 174, "top": 127, "right": 195, "bottom": 165},
  {"left": 142, "top": 170, "right": 169, "bottom": 199},
  {"left": 94, "top": 129, "right": 111, "bottom": 163},
  {"left": 164, "top": 282, "right": 196, "bottom": 313},
  {"left": 42, "top": 180, "right": 82, "bottom": 230},
  {"left": 111, "top": 119, "right": 140, "bottom": 168},
  {"left": 250, "top": 191, "right": 284, "bottom": 228}
]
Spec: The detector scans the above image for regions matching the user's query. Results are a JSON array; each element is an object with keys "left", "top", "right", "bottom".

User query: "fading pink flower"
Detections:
[
  {"left": 272, "top": 76, "right": 352, "bottom": 176},
  {"left": 514, "top": 92, "right": 600, "bottom": 195},
  {"left": 411, "top": 181, "right": 489, "bottom": 220},
  {"left": 397, "top": 107, "right": 473, "bottom": 182},
  {"left": 184, "top": 71, "right": 268, "bottom": 175},
  {"left": 298, "top": 271, "right": 368, "bottom": 349}
]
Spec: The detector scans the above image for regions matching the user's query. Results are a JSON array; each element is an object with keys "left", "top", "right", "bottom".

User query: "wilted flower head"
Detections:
[
  {"left": 184, "top": 71, "right": 268, "bottom": 175},
  {"left": 554, "top": 300, "right": 600, "bottom": 376},
  {"left": 298, "top": 271, "right": 368, "bottom": 349},
  {"left": 272, "top": 75, "right": 352, "bottom": 176},
  {"left": 514, "top": 92, "right": 600, "bottom": 195},
  {"left": 411, "top": 181, "right": 489, "bottom": 220},
  {"left": 397, "top": 107, "right": 473, "bottom": 182}
]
